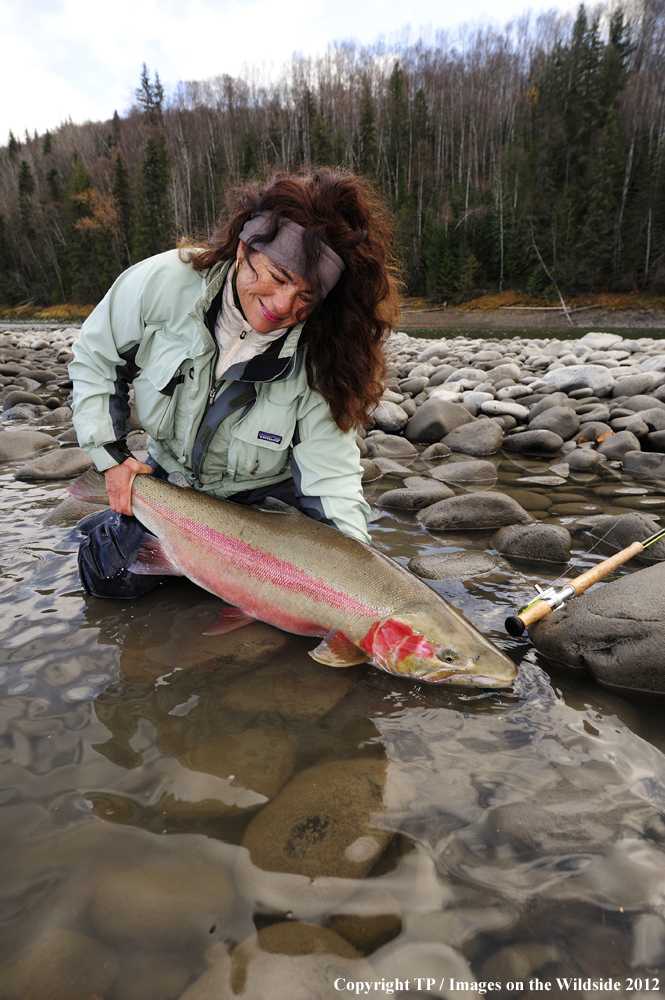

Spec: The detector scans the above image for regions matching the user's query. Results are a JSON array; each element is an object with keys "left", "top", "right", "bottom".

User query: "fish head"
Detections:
[{"left": 358, "top": 606, "right": 517, "bottom": 688}]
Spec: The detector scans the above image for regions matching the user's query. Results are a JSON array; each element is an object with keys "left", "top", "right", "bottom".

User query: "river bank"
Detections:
[{"left": 399, "top": 305, "right": 665, "bottom": 332}]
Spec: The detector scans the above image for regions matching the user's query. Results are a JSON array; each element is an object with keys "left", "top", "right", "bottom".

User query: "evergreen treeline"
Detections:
[{"left": 1, "top": 0, "right": 665, "bottom": 307}]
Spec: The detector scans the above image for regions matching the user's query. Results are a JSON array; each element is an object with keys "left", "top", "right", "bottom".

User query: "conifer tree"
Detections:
[
  {"left": 311, "top": 112, "right": 334, "bottom": 166},
  {"left": 18, "top": 161, "right": 35, "bottom": 231},
  {"left": 42, "top": 131, "right": 53, "bottom": 155},
  {"left": 358, "top": 87, "right": 378, "bottom": 178},
  {"left": 133, "top": 135, "right": 173, "bottom": 261},
  {"left": 113, "top": 152, "right": 132, "bottom": 265}
]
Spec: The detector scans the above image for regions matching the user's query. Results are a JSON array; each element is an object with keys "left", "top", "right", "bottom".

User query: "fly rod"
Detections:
[{"left": 505, "top": 526, "right": 665, "bottom": 638}]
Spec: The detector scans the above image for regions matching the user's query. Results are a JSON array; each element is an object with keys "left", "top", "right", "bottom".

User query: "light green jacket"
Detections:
[{"left": 70, "top": 250, "right": 370, "bottom": 543}]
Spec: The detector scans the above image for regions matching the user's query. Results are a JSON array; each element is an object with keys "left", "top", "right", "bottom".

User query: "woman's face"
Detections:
[{"left": 235, "top": 241, "right": 314, "bottom": 333}]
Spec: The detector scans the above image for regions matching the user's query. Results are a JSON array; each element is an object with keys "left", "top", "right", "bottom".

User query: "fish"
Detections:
[{"left": 68, "top": 470, "right": 517, "bottom": 688}]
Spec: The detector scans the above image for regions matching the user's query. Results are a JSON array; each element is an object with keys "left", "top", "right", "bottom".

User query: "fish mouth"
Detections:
[{"left": 420, "top": 669, "right": 513, "bottom": 688}]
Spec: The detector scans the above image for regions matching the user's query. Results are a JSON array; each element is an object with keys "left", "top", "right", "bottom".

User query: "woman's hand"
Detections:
[{"left": 104, "top": 458, "right": 153, "bottom": 516}]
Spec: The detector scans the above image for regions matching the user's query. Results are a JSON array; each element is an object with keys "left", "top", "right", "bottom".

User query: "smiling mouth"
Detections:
[{"left": 260, "top": 302, "right": 283, "bottom": 324}]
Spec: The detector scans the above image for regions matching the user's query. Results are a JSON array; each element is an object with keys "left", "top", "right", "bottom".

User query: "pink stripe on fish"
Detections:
[{"left": 136, "top": 496, "right": 384, "bottom": 621}]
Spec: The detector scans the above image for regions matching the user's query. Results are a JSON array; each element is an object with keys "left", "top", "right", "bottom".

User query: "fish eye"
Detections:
[{"left": 438, "top": 649, "right": 460, "bottom": 664}]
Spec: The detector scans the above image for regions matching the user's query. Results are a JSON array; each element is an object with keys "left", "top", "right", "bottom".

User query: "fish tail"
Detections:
[{"left": 67, "top": 469, "right": 109, "bottom": 504}]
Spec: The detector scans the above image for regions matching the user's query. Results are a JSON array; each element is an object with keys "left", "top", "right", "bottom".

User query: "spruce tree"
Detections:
[
  {"left": 42, "top": 131, "right": 53, "bottom": 155},
  {"left": 311, "top": 112, "right": 334, "bottom": 166},
  {"left": 358, "top": 87, "right": 378, "bottom": 178},
  {"left": 17, "top": 161, "right": 35, "bottom": 231},
  {"left": 387, "top": 62, "right": 410, "bottom": 205},
  {"left": 133, "top": 135, "right": 173, "bottom": 261},
  {"left": 113, "top": 152, "right": 132, "bottom": 265}
]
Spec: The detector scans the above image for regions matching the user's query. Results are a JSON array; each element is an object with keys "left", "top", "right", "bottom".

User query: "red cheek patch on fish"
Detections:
[{"left": 358, "top": 618, "right": 435, "bottom": 664}]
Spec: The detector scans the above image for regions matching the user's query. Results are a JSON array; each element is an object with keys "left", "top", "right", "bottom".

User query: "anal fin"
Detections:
[
  {"left": 127, "top": 535, "right": 183, "bottom": 576},
  {"left": 308, "top": 629, "right": 370, "bottom": 668},
  {"left": 203, "top": 606, "right": 257, "bottom": 635}
]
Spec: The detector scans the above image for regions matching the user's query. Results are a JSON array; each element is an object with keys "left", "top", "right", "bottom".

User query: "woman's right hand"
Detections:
[{"left": 104, "top": 457, "right": 153, "bottom": 516}]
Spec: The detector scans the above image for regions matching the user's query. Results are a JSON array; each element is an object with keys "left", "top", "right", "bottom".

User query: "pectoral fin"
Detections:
[
  {"left": 309, "top": 629, "right": 371, "bottom": 667},
  {"left": 128, "top": 535, "right": 183, "bottom": 576},
  {"left": 204, "top": 606, "right": 257, "bottom": 635}
]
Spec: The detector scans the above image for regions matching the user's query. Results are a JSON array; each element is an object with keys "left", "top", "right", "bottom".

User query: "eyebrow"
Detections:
[{"left": 267, "top": 261, "right": 313, "bottom": 296}]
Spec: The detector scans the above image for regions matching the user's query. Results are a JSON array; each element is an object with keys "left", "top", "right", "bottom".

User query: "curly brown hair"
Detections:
[{"left": 181, "top": 169, "right": 401, "bottom": 432}]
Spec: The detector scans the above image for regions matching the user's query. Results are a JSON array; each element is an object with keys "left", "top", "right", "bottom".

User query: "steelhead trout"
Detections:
[{"left": 69, "top": 471, "right": 517, "bottom": 688}]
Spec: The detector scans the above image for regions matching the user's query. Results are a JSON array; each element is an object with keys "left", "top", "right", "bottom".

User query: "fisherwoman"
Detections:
[{"left": 70, "top": 169, "right": 400, "bottom": 598}]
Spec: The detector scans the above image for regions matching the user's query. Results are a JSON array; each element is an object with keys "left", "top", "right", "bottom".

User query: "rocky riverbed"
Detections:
[{"left": 2, "top": 325, "right": 665, "bottom": 997}]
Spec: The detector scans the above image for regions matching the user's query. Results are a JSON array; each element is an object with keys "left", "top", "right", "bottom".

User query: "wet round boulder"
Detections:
[
  {"left": 597, "top": 430, "right": 641, "bottom": 461},
  {"left": 417, "top": 493, "right": 533, "bottom": 530},
  {"left": 408, "top": 550, "right": 505, "bottom": 581},
  {"left": 491, "top": 523, "right": 571, "bottom": 563},
  {"left": 0, "top": 429, "right": 56, "bottom": 462},
  {"left": 429, "top": 459, "right": 498, "bottom": 487},
  {"left": 529, "top": 562, "right": 665, "bottom": 695},
  {"left": 14, "top": 447, "right": 93, "bottom": 481},
  {"left": 441, "top": 419, "right": 504, "bottom": 456},
  {"left": 369, "top": 400, "right": 408, "bottom": 433},
  {"left": 623, "top": 450, "right": 665, "bottom": 479},
  {"left": 364, "top": 434, "right": 417, "bottom": 459},
  {"left": 528, "top": 406, "right": 580, "bottom": 440},
  {"left": 2, "top": 390, "right": 43, "bottom": 410},
  {"left": 404, "top": 398, "right": 474, "bottom": 443},
  {"left": 566, "top": 447, "right": 602, "bottom": 471},
  {"left": 502, "top": 429, "right": 564, "bottom": 455},
  {"left": 377, "top": 484, "right": 454, "bottom": 509}
]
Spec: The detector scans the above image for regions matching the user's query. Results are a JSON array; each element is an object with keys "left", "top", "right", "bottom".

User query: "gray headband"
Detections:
[{"left": 238, "top": 212, "right": 345, "bottom": 297}]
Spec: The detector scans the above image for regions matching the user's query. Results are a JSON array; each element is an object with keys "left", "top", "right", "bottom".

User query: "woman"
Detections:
[{"left": 70, "top": 169, "right": 400, "bottom": 598}]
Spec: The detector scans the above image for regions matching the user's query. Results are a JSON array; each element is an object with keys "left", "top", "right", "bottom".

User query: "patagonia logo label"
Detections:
[{"left": 258, "top": 431, "right": 282, "bottom": 444}]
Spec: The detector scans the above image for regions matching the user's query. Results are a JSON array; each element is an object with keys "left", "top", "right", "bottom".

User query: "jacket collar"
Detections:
[{"left": 193, "top": 259, "right": 305, "bottom": 384}]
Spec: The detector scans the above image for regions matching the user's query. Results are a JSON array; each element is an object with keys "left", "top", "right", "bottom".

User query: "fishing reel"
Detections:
[{"left": 504, "top": 583, "right": 576, "bottom": 637}]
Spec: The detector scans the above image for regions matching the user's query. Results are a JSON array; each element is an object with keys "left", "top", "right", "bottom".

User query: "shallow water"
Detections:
[{"left": 2, "top": 444, "right": 665, "bottom": 999}]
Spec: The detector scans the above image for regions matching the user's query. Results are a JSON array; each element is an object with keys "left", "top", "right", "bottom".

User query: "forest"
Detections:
[{"left": 1, "top": 0, "right": 664, "bottom": 308}]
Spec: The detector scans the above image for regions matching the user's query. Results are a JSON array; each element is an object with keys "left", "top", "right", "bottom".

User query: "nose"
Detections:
[{"left": 271, "top": 285, "right": 299, "bottom": 317}]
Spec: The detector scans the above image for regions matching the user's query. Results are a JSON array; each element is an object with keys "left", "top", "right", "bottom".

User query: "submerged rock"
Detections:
[
  {"left": 14, "top": 446, "right": 92, "bottom": 481},
  {"left": 429, "top": 459, "right": 498, "bottom": 487},
  {"left": 377, "top": 484, "right": 454, "bottom": 509},
  {"left": 0, "top": 928, "right": 118, "bottom": 1000},
  {"left": 90, "top": 859, "right": 235, "bottom": 950},
  {"left": 408, "top": 550, "right": 505, "bottom": 580},
  {"left": 0, "top": 429, "right": 55, "bottom": 462},
  {"left": 417, "top": 493, "right": 533, "bottom": 530},
  {"left": 502, "top": 429, "right": 564, "bottom": 455},
  {"left": 235, "top": 759, "right": 391, "bottom": 917},
  {"left": 529, "top": 561, "right": 665, "bottom": 694},
  {"left": 179, "top": 924, "right": 372, "bottom": 1000},
  {"left": 491, "top": 523, "right": 571, "bottom": 563}
]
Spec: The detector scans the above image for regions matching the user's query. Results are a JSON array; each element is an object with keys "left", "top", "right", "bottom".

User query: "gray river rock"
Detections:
[
  {"left": 417, "top": 492, "right": 533, "bottom": 530},
  {"left": 429, "top": 458, "right": 498, "bottom": 486},
  {"left": 377, "top": 484, "right": 454, "bottom": 509},
  {"left": 405, "top": 398, "right": 474, "bottom": 442},
  {"left": 0, "top": 429, "right": 56, "bottom": 461},
  {"left": 502, "top": 429, "right": 565, "bottom": 454},
  {"left": 441, "top": 418, "right": 504, "bottom": 455},
  {"left": 14, "top": 446, "right": 92, "bottom": 481},
  {"left": 529, "top": 562, "right": 665, "bottom": 695},
  {"left": 528, "top": 405, "right": 580, "bottom": 440},
  {"left": 491, "top": 523, "right": 572, "bottom": 563},
  {"left": 408, "top": 550, "right": 505, "bottom": 580}
]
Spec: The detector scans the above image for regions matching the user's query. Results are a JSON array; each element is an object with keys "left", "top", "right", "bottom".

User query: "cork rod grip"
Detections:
[
  {"left": 567, "top": 540, "right": 645, "bottom": 596},
  {"left": 517, "top": 600, "right": 556, "bottom": 629}
]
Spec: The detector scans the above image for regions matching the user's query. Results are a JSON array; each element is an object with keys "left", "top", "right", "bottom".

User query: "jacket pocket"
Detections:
[
  {"left": 133, "top": 325, "right": 191, "bottom": 441},
  {"left": 227, "top": 397, "right": 297, "bottom": 482}
]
